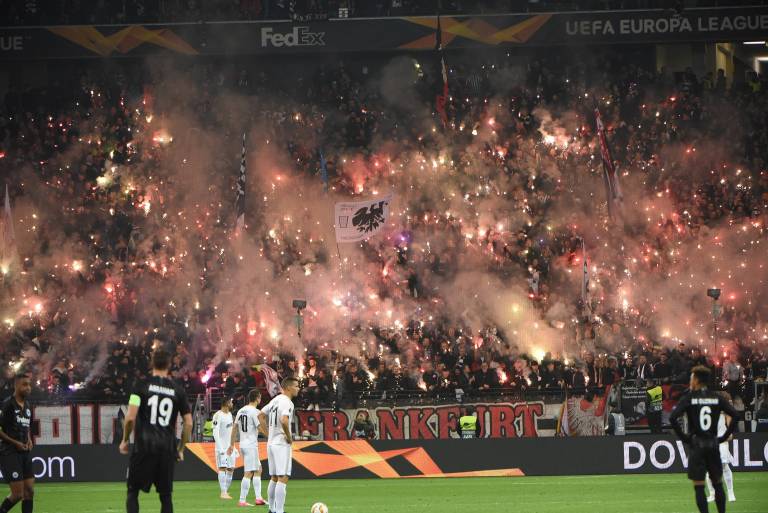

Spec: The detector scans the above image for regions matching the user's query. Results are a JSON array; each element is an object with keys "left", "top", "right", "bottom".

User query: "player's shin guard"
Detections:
[
  {"left": 695, "top": 484, "right": 709, "bottom": 513},
  {"left": 0, "top": 497, "right": 20, "bottom": 513},
  {"left": 252, "top": 476, "right": 262, "bottom": 500},
  {"left": 218, "top": 471, "right": 227, "bottom": 493},
  {"left": 20, "top": 500, "right": 31, "bottom": 513},
  {"left": 126, "top": 489, "right": 139, "bottom": 513},
  {"left": 722, "top": 465, "right": 734, "bottom": 498},
  {"left": 240, "top": 478, "right": 251, "bottom": 502},
  {"left": 159, "top": 493, "right": 173, "bottom": 513},
  {"left": 713, "top": 481, "right": 726, "bottom": 513},
  {"left": 225, "top": 472, "right": 233, "bottom": 491},
  {"left": 267, "top": 480, "right": 276, "bottom": 511},
  {"left": 274, "top": 482, "right": 287, "bottom": 513}
]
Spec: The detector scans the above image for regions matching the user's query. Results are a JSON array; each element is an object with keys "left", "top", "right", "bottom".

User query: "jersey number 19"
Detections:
[{"left": 148, "top": 395, "right": 173, "bottom": 427}]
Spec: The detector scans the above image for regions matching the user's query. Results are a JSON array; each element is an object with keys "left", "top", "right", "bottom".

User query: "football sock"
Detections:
[
  {"left": 218, "top": 471, "right": 227, "bottom": 493},
  {"left": 0, "top": 497, "right": 19, "bottom": 513},
  {"left": 159, "top": 493, "right": 173, "bottom": 513},
  {"left": 20, "top": 500, "right": 31, "bottom": 513},
  {"left": 253, "top": 476, "right": 263, "bottom": 499},
  {"left": 714, "top": 482, "right": 726, "bottom": 513},
  {"left": 267, "top": 480, "right": 276, "bottom": 511},
  {"left": 126, "top": 489, "right": 139, "bottom": 513},
  {"left": 225, "top": 472, "right": 234, "bottom": 491},
  {"left": 240, "top": 478, "right": 251, "bottom": 502},
  {"left": 274, "top": 482, "right": 287, "bottom": 513},
  {"left": 722, "top": 465, "right": 734, "bottom": 497},
  {"left": 695, "top": 484, "right": 709, "bottom": 513}
]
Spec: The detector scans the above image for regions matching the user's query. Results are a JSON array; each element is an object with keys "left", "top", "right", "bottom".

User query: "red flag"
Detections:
[
  {"left": 594, "top": 107, "right": 622, "bottom": 218},
  {"left": 435, "top": 16, "right": 449, "bottom": 126}
]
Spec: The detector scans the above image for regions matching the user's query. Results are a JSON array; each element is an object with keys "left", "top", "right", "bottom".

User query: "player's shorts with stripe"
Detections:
[
  {"left": 267, "top": 444, "right": 292, "bottom": 477},
  {"left": 0, "top": 451, "right": 33, "bottom": 483},
  {"left": 127, "top": 450, "right": 175, "bottom": 494},
  {"left": 241, "top": 446, "right": 261, "bottom": 473},
  {"left": 216, "top": 449, "right": 237, "bottom": 469}
]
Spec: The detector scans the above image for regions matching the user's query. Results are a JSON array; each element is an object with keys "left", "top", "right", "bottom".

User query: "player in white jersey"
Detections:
[
  {"left": 229, "top": 389, "right": 268, "bottom": 507},
  {"left": 706, "top": 392, "right": 736, "bottom": 503},
  {"left": 212, "top": 397, "right": 236, "bottom": 499},
  {"left": 258, "top": 377, "right": 300, "bottom": 513}
]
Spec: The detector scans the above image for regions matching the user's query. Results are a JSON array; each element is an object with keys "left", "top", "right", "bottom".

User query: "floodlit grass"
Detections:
[{"left": 34, "top": 473, "right": 768, "bottom": 513}]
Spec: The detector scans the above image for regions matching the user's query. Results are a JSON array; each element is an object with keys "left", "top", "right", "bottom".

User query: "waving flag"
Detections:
[
  {"left": 0, "top": 185, "right": 17, "bottom": 274},
  {"left": 260, "top": 363, "right": 282, "bottom": 398},
  {"left": 581, "top": 238, "right": 590, "bottom": 313},
  {"left": 319, "top": 149, "right": 329, "bottom": 192},
  {"left": 335, "top": 194, "right": 393, "bottom": 243},
  {"left": 235, "top": 133, "right": 246, "bottom": 232},
  {"left": 594, "top": 107, "right": 622, "bottom": 218},
  {"left": 435, "top": 16, "right": 449, "bottom": 126}
]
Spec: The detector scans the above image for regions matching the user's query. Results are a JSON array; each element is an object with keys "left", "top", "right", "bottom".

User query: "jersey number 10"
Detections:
[
  {"left": 148, "top": 395, "right": 174, "bottom": 427},
  {"left": 239, "top": 415, "right": 248, "bottom": 432}
]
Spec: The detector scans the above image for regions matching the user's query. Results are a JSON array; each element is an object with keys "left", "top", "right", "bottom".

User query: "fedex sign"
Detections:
[{"left": 261, "top": 26, "right": 325, "bottom": 48}]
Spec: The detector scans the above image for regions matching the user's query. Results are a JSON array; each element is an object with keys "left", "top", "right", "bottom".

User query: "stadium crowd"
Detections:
[{"left": 1, "top": 47, "right": 768, "bottom": 412}]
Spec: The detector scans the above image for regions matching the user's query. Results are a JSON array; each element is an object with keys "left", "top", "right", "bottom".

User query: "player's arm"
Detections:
[
  {"left": 177, "top": 412, "right": 192, "bottom": 461},
  {"left": 718, "top": 396, "right": 740, "bottom": 443},
  {"left": 228, "top": 413, "right": 239, "bottom": 454},
  {"left": 119, "top": 394, "right": 140, "bottom": 454},
  {"left": 211, "top": 411, "right": 222, "bottom": 447},
  {"left": 280, "top": 414, "right": 292, "bottom": 445},
  {"left": 257, "top": 414, "right": 268, "bottom": 438},
  {"left": 669, "top": 394, "right": 691, "bottom": 444}
]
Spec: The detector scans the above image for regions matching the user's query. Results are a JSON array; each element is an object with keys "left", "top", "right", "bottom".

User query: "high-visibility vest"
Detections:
[
  {"left": 203, "top": 419, "right": 214, "bottom": 438},
  {"left": 647, "top": 386, "right": 663, "bottom": 412},
  {"left": 459, "top": 415, "right": 478, "bottom": 439}
]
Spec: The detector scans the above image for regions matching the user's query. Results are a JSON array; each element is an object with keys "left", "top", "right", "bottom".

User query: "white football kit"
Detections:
[
  {"left": 212, "top": 410, "right": 236, "bottom": 468},
  {"left": 235, "top": 404, "right": 263, "bottom": 472},
  {"left": 717, "top": 414, "right": 731, "bottom": 462},
  {"left": 262, "top": 394, "right": 294, "bottom": 476}
]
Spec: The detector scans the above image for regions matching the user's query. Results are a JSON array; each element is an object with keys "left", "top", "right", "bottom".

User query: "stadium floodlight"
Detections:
[
  {"left": 706, "top": 288, "right": 721, "bottom": 300},
  {"left": 292, "top": 299, "right": 307, "bottom": 310}
]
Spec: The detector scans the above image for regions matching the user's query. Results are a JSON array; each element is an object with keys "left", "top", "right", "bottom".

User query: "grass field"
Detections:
[{"left": 33, "top": 474, "right": 768, "bottom": 513}]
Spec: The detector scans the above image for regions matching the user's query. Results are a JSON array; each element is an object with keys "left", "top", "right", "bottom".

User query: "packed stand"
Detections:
[{"left": 1, "top": 49, "right": 768, "bottom": 411}]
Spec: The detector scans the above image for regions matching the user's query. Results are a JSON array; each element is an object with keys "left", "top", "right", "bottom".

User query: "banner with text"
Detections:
[
  {"left": 6, "top": 435, "right": 767, "bottom": 482},
  {"left": 2, "top": 7, "right": 767, "bottom": 59}
]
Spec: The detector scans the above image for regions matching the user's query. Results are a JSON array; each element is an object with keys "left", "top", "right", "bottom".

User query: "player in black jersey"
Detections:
[
  {"left": 670, "top": 365, "right": 739, "bottom": 513},
  {"left": 0, "top": 374, "right": 34, "bottom": 513},
  {"left": 119, "top": 348, "right": 192, "bottom": 513}
]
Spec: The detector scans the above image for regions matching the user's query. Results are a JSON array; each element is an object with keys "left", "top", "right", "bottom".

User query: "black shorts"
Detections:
[
  {"left": 688, "top": 446, "right": 722, "bottom": 482},
  {"left": 127, "top": 451, "right": 175, "bottom": 494},
  {"left": 0, "top": 451, "right": 34, "bottom": 483}
]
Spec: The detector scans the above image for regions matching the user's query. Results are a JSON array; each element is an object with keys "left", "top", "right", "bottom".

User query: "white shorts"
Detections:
[
  {"left": 719, "top": 442, "right": 731, "bottom": 464},
  {"left": 216, "top": 449, "right": 237, "bottom": 469},
  {"left": 267, "top": 444, "right": 292, "bottom": 477},
  {"left": 241, "top": 446, "right": 262, "bottom": 473}
]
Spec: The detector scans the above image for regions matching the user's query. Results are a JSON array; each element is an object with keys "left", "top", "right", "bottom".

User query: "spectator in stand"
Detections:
[
  {"left": 474, "top": 361, "right": 498, "bottom": 392},
  {"left": 722, "top": 353, "right": 743, "bottom": 401},
  {"left": 422, "top": 361, "right": 439, "bottom": 396},
  {"left": 633, "top": 354, "right": 653, "bottom": 381},
  {"left": 540, "top": 360, "right": 563, "bottom": 390},
  {"left": 653, "top": 352, "right": 673, "bottom": 384},
  {"left": 351, "top": 410, "right": 376, "bottom": 440}
]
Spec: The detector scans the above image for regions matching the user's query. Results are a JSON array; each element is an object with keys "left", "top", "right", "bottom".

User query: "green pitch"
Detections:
[{"left": 33, "top": 474, "right": 768, "bottom": 513}]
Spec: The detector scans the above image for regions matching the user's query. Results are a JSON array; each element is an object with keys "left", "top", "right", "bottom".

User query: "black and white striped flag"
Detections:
[{"left": 235, "top": 132, "right": 246, "bottom": 232}]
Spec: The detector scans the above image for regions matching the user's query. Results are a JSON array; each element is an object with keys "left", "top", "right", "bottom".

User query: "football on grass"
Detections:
[{"left": 310, "top": 503, "right": 329, "bottom": 513}]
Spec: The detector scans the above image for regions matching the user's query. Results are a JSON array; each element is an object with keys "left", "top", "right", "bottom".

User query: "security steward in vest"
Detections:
[
  {"left": 646, "top": 378, "right": 664, "bottom": 434},
  {"left": 459, "top": 406, "right": 480, "bottom": 439}
]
